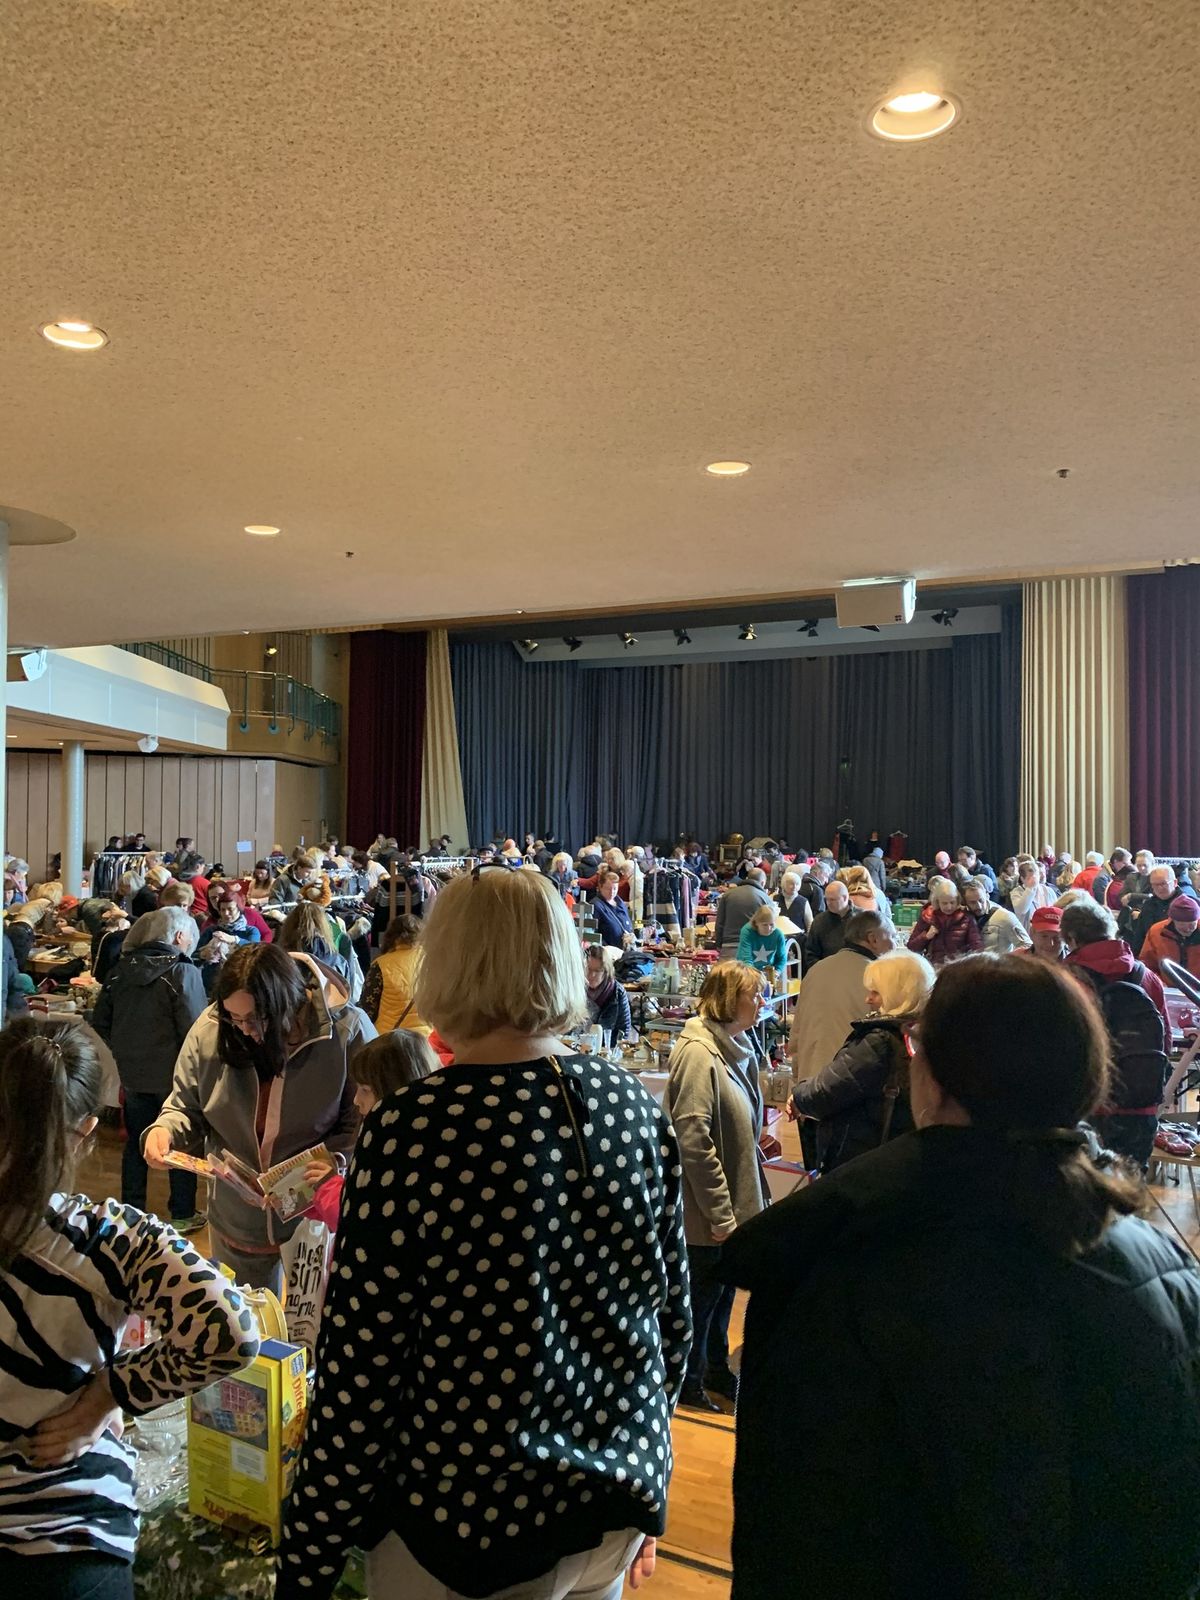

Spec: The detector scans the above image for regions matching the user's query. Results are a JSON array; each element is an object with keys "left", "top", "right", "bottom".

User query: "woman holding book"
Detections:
[{"left": 144, "top": 942, "right": 376, "bottom": 1292}]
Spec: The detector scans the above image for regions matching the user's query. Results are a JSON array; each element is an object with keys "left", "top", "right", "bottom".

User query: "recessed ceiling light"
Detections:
[
  {"left": 868, "top": 90, "right": 959, "bottom": 143},
  {"left": 244, "top": 524, "right": 280, "bottom": 537},
  {"left": 40, "top": 319, "right": 109, "bottom": 351},
  {"left": 705, "top": 461, "right": 752, "bottom": 477}
]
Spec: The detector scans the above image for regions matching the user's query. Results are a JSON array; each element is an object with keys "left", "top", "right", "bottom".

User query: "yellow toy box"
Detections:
[{"left": 187, "top": 1337, "right": 308, "bottom": 1546}]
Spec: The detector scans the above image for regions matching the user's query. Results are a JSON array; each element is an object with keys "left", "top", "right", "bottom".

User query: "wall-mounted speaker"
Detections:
[{"left": 834, "top": 580, "right": 916, "bottom": 629}]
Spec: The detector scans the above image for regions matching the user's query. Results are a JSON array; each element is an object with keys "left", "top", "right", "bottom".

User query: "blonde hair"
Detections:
[
  {"left": 159, "top": 881, "right": 195, "bottom": 911},
  {"left": 415, "top": 869, "right": 587, "bottom": 1042},
  {"left": 751, "top": 901, "right": 778, "bottom": 931},
  {"left": 837, "top": 865, "right": 873, "bottom": 897},
  {"left": 697, "top": 960, "right": 766, "bottom": 1026},
  {"left": 144, "top": 864, "right": 172, "bottom": 891},
  {"left": 551, "top": 852, "right": 574, "bottom": 875},
  {"left": 866, "top": 949, "right": 935, "bottom": 1017}
]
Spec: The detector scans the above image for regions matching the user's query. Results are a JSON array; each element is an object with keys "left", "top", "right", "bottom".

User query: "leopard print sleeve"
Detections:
[{"left": 99, "top": 1203, "right": 261, "bottom": 1415}]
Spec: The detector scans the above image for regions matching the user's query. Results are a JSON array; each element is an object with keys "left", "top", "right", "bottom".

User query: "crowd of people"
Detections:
[{"left": 0, "top": 823, "right": 1198, "bottom": 1598}]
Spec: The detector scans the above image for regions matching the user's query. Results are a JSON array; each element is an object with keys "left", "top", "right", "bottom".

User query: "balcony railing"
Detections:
[{"left": 121, "top": 643, "right": 341, "bottom": 744}]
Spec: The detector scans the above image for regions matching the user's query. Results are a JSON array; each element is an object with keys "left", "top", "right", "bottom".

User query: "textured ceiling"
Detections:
[{"left": 1, "top": 0, "right": 1197, "bottom": 648}]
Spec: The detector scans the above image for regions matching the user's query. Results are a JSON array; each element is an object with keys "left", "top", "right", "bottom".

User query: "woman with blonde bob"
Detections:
[
  {"left": 279, "top": 867, "right": 691, "bottom": 1600},
  {"left": 666, "top": 961, "right": 770, "bottom": 1411},
  {"left": 792, "top": 948, "right": 935, "bottom": 1174}
]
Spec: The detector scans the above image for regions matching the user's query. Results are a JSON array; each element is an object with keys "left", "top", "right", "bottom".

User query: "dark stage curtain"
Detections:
[
  {"left": 949, "top": 603, "right": 1022, "bottom": 857},
  {"left": 346, "top": 631, "right": 427, "bottom": 848},
  {"left": 1128, "top": 569, "right": 1200, "bottom": 853},
  {"left": 452, "top": 632, "right": 1021, "bottom": 860}
]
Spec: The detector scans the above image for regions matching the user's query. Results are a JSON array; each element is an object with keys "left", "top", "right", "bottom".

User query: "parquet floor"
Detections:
[{"left": 78, "top": 1115, "right": 1200, "bottom": 1600}]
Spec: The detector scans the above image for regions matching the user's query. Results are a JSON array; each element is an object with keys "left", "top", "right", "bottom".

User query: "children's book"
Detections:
[{"left": 164, "top": 1144, "right": 334, "bottom": 1220}]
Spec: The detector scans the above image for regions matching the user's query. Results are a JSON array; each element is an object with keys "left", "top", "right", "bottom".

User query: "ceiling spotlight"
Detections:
[
  {"left": 798, "top": 619, "right": 820, "bottom": 638},
  {"left": 673, "top": 629, "right": 692, "bottom": 646},
  {"left": 519, "top": 638, "right": 540, "bottom": 653},
  {"left": 932, "top": 608, "right": 959, "bottom": 627},
  {"left": 244, "top": 524, "right": 280, "bottom": 537},
  {"left": 619, "top": 632, "right": 637, "bottom": 649},
  {"left": 868, "top": 89, "right": 959, "bottom": 143},
  {"left": 563, "top": 636, "right": 583, "bottom": 653},
  {"left": 40, "top": 319, "right": 109, "bottom": 351},
  {"left": 705, "top": 461, "right": 752, "bottom": 477},
  {"left": 265, "top": 645, "right": 278, "bottom": 657},
  {"left": 738, "top": 624, "right": 757, "bottom": 642}
]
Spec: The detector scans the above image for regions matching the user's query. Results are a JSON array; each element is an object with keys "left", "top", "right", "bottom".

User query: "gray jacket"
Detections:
[
  {"left": 714, "top": 883, "right": 771, "bottom": 954},
  {"left": 147, "top": 955, "right": 376, "bottom": 1250},
  {"left": 92, "top": 941, "right": 208, "bottom": 1095},
  {"left": 666, "top": 1016, "right": 769, "bottom": 1246}
]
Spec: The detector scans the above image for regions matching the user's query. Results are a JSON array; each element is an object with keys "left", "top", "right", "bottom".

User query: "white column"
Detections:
[
  {"left": 0, "top": 519, "right": 8, "bottom": 861},
  {"left": 61, "top": 740, "right": 85, "bottom": 897}
]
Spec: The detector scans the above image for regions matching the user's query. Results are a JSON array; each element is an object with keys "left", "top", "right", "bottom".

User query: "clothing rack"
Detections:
[{"left": 90, "top": 851, "right": 149, "bottom": 899}]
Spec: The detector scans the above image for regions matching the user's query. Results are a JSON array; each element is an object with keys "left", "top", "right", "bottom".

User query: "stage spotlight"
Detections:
[
  {"left": 620, "top": 632, "right": 637, "bottom": 649},
  {"left": 738, "top": 623, "right": 757, "bottom": 641},
  {"left": 674, "top": 629, "right": 692, "bottom": 646},
  {"left": 932, "top": 608, "right": 959, "bottom": 627},
  {"left": 798, "top": 619, "right": 820, "bottom": 638},
  {"left": 564, "top": 636, "right": 583, "bottom": 652},
  {"left": 519, "top": 638, "right": 540, "bottom": 652}
]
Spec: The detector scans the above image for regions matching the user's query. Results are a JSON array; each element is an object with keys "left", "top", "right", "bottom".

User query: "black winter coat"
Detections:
[
  {"left": 790, "top": 1016, "right": 914, "bottom": 1172},
  {"left": 720, "top": 1127, "right": 1200, "bottom": 1600},
  {"left": 803, "top": 909, "right": 847, "bottom": 970},
  {"left": 92, "top": 940, "right": 208, "bottom": 1094}
]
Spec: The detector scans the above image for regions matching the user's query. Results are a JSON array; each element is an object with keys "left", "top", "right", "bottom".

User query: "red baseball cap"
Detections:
[{"left": 1030, "top": 906, "right": 1063, "bottom": 931}]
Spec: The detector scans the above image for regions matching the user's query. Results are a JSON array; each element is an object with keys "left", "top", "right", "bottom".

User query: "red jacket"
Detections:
[
  {"left": 1139, "top": 921, "right": 1200, "bottom": 982},
  {"left": 1065, "top": 938, "right": 1170, "bottom": 1035},
  {"left": 1073, "top": 865, "right": 1103, "bottom": 894},
  {"left": 907, "top": 907, "right": 983, "bottom": 966}
]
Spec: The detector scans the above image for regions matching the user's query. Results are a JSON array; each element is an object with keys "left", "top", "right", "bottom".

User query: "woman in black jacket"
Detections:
[
  {"left": 790, "top": 948, "right": 934, "bottom": 1173},
  {"left": 723, "top": 955, "right": 1200, "bottom": 1600},
  {"left": 583, "top": 943, "right": 633, "bottom": 1045}
]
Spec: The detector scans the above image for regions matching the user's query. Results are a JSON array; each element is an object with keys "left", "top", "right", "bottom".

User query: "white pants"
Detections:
[{"left": 366, "top": 1527, "right": 644, "bottom": 1600}]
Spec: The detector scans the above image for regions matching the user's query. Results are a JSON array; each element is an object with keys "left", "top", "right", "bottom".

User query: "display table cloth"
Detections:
[{"left": 134, "top": 1486, "right": 364, "bottom": 1600}]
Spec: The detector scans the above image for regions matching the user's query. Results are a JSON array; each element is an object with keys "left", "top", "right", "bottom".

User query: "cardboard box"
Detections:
[{"left": 187, "top": 1337, "right": 308, "bottom": 1546}]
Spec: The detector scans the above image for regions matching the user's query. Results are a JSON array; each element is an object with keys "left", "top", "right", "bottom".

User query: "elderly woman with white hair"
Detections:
[
  {"left": 791, "top": 948, "right": 936, "bottom": 1173},
  {"left": 775, "top": 868, "right": 813, "bottom": 933},
  {"left": 907, "top": 880, "right": 983, "bottom": 965}
]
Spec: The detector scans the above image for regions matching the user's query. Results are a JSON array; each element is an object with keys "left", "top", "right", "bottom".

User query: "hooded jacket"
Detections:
[
  {"left": 666, "top": 1015, "right": 768, "bottom": 1245},
  {"left": 92, "top": 940, "right": 208, "bottom": 1094},
  {"left": 791, "top": 1015, "right": 916, "bottom": 1173},
  {"left": 718, "top": 1127, "right": 1200, "bottom": 1600},
  {"left": 1140, "top": 919, "right": 1200, "bottom": 981},
  {"left": 861, "top": 849, "right": 886, "bottom": 891},
  {"left": 1065, "top": 938, "right": 1170, "bottom": 1034},
  {"left": 146, "top": 953, "right": 376, "bottom": 1250},
  {"left": 906, "top": 906, "right": 983, "bottom": 965}
]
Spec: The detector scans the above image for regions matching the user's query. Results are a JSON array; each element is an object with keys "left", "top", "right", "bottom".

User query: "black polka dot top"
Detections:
[{"left": 277, "top": 1054, "right": 692, "bottom": 1599}]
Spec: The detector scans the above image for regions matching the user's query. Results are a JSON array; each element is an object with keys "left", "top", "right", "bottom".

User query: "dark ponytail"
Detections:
[
  {"left": 0, "top": 1018, "right": 102, "bottom": 1266},
  {"left": 920, "top": 955, "right": 1144, "bottom": 1256}
]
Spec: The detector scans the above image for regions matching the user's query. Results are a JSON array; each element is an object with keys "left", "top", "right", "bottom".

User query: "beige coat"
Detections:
[{"left": 789, "top": 945, "right": 873, "bottom": 1081}]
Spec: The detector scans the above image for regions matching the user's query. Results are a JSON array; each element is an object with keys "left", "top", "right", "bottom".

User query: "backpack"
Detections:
[{"left": 1077, "top": 965, "right": 1169, "bottom": 1112}]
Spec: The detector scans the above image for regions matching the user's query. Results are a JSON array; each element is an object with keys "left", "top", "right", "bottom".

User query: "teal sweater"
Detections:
[{"left": 737, "top": 923, "right": 788, "bottom": 973}]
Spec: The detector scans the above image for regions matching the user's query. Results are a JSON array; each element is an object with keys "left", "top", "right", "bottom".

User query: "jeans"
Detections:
[
  {"left": 210, "top": 1232, "right": 284, "bottom": 1296},
  {"left": 685, "top": 1242, "right": 735, "bottom": 1389},
  {"left": 122, "top": 1091, "right": 197, "bottom": 1219},
  {"left": 366, "top": 1527, "right": 643, "bottom": 1600},
  {"left": 0, "top": 1553, "right": 133, "bottom": 1599}
]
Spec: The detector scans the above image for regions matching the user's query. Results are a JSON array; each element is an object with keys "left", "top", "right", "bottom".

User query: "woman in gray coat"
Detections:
[
  {"left": 144, "top": 942, "right": 375, "bottom": 1292},
  {"left": 666, "top": 961, "right": 770, "bottom": 1411}
]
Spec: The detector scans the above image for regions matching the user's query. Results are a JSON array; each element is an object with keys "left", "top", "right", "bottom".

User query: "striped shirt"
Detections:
[{"left": 0, "top": 1193, "right": 260, "bottom": 1561}]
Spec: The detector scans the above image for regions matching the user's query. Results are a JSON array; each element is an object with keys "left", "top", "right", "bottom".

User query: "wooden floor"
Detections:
[{"left": 78, "top": 1118, "right": 1200, "bottom": 1600}]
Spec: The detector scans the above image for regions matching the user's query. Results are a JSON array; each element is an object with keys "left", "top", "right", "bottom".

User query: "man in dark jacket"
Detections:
[
  {"left": 956, "top": 844, "right": 996, "bottom": 894},
  {"left": 1122, "top": 864, "right": 1200, "bottom": 957},
  {"left": 803, "top": 879, "right": 850, "bottom": 970},
  {"left": 797, "top": 859, "right": 829, "bottom": 921},
  {"left": 713, "top": 869, "right": 771, "bottom": 955},
  {"left": 92, "top": 906, "right": 208, "bottom": 1229}
]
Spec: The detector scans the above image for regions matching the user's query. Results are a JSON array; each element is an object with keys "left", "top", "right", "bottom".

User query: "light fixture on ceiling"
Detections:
[
  {"left": 674, "top": 629, "right": 692, "bottom": 646},
  {"left": 932, "top": 608, "right": 959, "bottom": 627},
  {"left": 738, "top": 623, "right": 757, "bottom": 642},
  {"left": 868, "top": 89, "right": 959, "bottom": 143},
  {"left": 519, "top": 638, "right": 540, "bottom": 653},
  {"left": 563, "top": 637, "right": 583, "bottom": 653},
  {"left": 705, "top": 461, "right": 752, "bottom": 477},
  {"left": 619, "top": 632, "right": 637, "bottom": 649},
  {"left": 40, "top": 319, "right": 109, "bottom": 351},
  {"left": 265, "top": 645, "right": 278, "bottom": 657},
  {"left": 798, "top": 619, "right": 820, "bottom": 638},
  {"left": 244, "top": 524, "right": 280, "bottom": 537},
  {"left": 137, "top": 735, "right": 159, "bottom": 754}
]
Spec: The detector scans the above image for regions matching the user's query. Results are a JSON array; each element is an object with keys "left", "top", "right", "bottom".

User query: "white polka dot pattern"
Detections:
[{"left": 277, "top": 1054, "right": 691, "bottom": 1599}]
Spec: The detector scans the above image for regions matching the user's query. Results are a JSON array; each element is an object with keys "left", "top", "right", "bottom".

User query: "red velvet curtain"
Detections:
[
  {"left": 346, "top": 631, "right": 427, "bottom": 849},
  {"left": 1128, "top": 569, "right": 1200, "bottom": 853}
]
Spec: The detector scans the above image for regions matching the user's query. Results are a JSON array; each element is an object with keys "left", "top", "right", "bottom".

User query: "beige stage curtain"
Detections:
[
  {"left": 420, "top": 629, "right": 470, "bottom": 852},
  {"left": 1019, "top": 576, "right": 1129, "bottom": 862}
]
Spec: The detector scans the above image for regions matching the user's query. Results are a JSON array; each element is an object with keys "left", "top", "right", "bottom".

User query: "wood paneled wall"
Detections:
[{"left": 4, "top": 754, "right": 327, "bottom": 878}]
